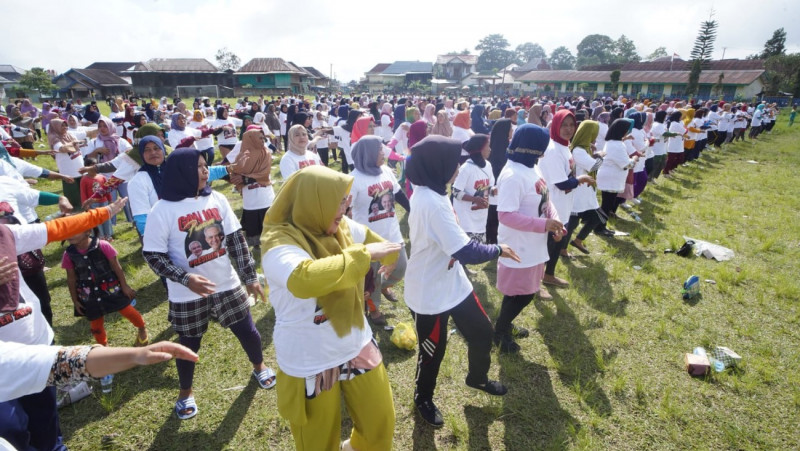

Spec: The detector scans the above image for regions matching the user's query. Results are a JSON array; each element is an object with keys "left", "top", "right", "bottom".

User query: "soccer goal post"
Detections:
[{"left": 176, "top": 85, "right": 219, "bottom": 99}]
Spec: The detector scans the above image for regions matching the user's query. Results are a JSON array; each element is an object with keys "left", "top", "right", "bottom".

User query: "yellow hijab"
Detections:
[
  {"left": 261, "top": 166, "right": 363, "bottom": 337},
  {"left": 570, "top": 120, "right": 599, "bottom": 152},
  {"left": 682, "top": 108, "right": 695, "bottom": 125}
]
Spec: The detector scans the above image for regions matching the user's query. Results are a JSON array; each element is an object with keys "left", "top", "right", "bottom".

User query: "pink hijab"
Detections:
[{"left": 96, "top": 116, "right": 121, "bottom": 163}]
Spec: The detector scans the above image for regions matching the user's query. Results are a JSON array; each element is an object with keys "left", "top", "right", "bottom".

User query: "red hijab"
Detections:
[
  {"left": 453, "top": 109, "right": 470, "bottom": 129},
  {"left": 549, "top": 109, "right": 575, "bottom": 147},
  {"left": 350, "top": 116, "right": 374, "bottom": 144}
]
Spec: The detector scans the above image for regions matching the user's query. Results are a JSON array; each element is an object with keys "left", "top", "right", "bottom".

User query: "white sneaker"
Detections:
[
  {"left": 621, "top": 203, "right": 632, "bottom": 210},
  {"left": 632, "top": 198, "right": 642, "bottom": 205}
]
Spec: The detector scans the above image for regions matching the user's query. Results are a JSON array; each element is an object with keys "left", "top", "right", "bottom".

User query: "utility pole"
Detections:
[{"left": 721, "top": 47, "right": 727, "bottom": 60}]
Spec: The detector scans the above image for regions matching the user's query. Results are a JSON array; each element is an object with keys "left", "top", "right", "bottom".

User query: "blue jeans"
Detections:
[{"left": 91, "top": 201, "right": 113, "bottom": 237}]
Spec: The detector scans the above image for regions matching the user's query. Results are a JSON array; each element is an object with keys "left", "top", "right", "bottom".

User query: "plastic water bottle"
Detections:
[
  {"left": 130, "top": 298, "right": 136, "bottom": 307},
  {"left": 43, "top": 212, "right": 63, "bottom": 221},
  {"left": 57, "top": 381, "right": 92, "bottom": 408},
  {"left": 101, "top": 374, "right": 114, "bottom": 393},
  {"left": 709, "top": 358, "right": 726, "bottom": 372}
]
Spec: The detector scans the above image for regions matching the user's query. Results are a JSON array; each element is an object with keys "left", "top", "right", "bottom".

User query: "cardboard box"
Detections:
[{"left": 685, "top": 353, "right": 710, "bottom": 376}]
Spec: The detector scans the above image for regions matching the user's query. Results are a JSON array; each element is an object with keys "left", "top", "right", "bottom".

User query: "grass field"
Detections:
[{"left": 26, "top": 109, "right": 800, "bottom": 450}]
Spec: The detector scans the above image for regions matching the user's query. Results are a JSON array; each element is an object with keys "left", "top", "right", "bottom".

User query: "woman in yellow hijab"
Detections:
[{"left": 261, "top": 165, "right": 400, "bottom": 451}]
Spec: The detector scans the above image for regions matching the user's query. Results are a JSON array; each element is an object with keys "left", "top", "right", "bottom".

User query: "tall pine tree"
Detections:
[{"left": 686, "top": 11, "right": 718, "bottom": 97}]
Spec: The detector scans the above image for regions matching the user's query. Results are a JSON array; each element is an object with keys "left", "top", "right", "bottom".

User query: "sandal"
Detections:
[
  {"left": 465, "top": 377, "right": 508, "bottom": 396},
  {"left": 381, "top": 287, "right": 398, "bottom": 303},
  {"left": 369, "top": 312, "right": 387, "bottom": 326},
  {"left": 175, "top": 396, "right": 198, "bottom": 420},
  {"left": 252, "top": 367, "right": 277, "bottom": 389},
  {"left": 134, "top": 330, "right": 150, "bottom": 347},
  {"left": 570, "top": 240, "right": 590, "bottom": 255}
]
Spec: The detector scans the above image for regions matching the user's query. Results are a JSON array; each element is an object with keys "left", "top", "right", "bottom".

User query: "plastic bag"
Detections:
[
  {"left": 390, "top": 322, "right": 417, "bottom": 351},
  {"left": 682, "top": 275, "right": 700, "bottom": 300}
]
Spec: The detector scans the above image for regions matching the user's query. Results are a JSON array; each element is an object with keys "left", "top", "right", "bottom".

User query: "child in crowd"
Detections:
[
  {"left": 79, "top": 157, "right": 113, "bottom": 241},
  {"left": 62, "top": 227, "right": 148, "bottom": 347}
]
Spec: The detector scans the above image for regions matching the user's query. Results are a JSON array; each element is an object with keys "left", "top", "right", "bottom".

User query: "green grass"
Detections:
[{"left": 28, "top": 111, "right": 800, "bottom": 449}]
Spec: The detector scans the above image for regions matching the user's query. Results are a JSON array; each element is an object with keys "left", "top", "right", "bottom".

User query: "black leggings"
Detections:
[
  {"left": 494, "top": 294, "right": 534, "bottom": 338},
  {"left": 600, "top": 191, "right": 624, "bottom": 220},
  {"left": 23, "top": 270, "right": 52, "bottom": 326},
  {"left": 545, "top": 233, "right": 562, "bottom": 276},
  {"left": 340, "top": 149, "right": 350, "bottom": 174},
  {"left": 317, "top": 147, "right": 329, "bottom": 166},
  {"left": 412, "top": 292, "right": 493, "bottom": 402},
  {"left": 565, "top": 210, "right": 602, "bottom": 243},
  {"left": 485, "top": 205, "right": 499, "bottom": 244},
  {"left": 175, "top": 312, "right": 263, "bottom": 390}
]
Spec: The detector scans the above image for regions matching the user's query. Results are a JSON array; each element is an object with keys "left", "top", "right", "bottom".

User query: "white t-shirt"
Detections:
[
  {"left": 538, "top": 141, "right": 573, "bottom": 225},
  {"left": 262, "top": 217, "right": 373, "bottom": 378},
  {"left": 66, "top": 127, "right": 90, "bottom": 156},
  {"left": 751, "top": 109, "right": 763, "bottom": 127},
  {"left": 0, "top": 340, "right": 60, "bottom": 402},
  {"left": 667, "top": 122, "right": 686, "bottom": 153},
  {"left": 452, "top": 160, "right": 495, "bottom": 234},
  {"left": 85, "top": 136, "right": 132, "bottom": 164},
  {"left": 167, "top": 127, "right": 201, "bottom": 150},
  {"left": 596, "top": 122, "right": 608, "bottom": 151},
  {"left": 404, "top": 186, "right": 473, "bottom": 315},
  {"left": 3, "top": 157, "right": 44, "bottom": 180},
  {"left": 210, "top": 118, "right": 243, "bottom": 146},
  {"left": 451, "top": 126, "right": 473, "bottom": 145},
  {"left": 596, "top": 140, "right": 633, "bottom": 193},
  {"left": 0, "top": 175, "right": 41, "bottom": 223},
  {"left": 571, "top": 147, "right": 600, "bottom": 213},
  {"left": 189, "top": 120, "right": 214, "bottom": 150},
  {"left": 0, "top": 223, "right": 54, "bottom": 349},
  {"left": 630, "top": 129, "right": 648, "bottom": 172},
  {"left": 241, "top": 180, "right": 275, "bottom": 211},
  {"left": 332, "top": 126, "right": 353, "bottom": 163},
  {"left": 128, "top": 171, "right": 160, "bottom": 217},
  {"left": 279, "top": 151, "right": 323, "bottom": 180},
  {"left": 142, "top": 191, "right": 243, "bottom": 303},
  {"left": 650, "top": 122, "right": 668, "bottom": 156},
  {"left": 109, "top": 111, "right": 125, "bottom": 137},
  {"left": 496, "top": 161, "right": 549, "bottom": 268},
  {"left": 349, "top": 166, "right": 403, "bottom": 243},
  {"left": 53, "top": 142, "right": 85, "bottom": 177}
]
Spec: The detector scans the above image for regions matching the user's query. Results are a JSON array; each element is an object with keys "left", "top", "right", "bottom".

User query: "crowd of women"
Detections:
[{"left": 0, "top": 91, "right": 782, "bottom": 450}]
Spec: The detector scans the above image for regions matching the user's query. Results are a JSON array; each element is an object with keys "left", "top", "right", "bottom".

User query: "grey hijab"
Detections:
[{"left": 351, "top": 135, "right": 383, "bottom": 176}]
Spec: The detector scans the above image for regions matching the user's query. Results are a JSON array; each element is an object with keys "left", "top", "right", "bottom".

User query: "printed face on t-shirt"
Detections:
[
  {"left": 178, "top": 208, "right": 227, "bottom": 267},
  {"left": 366, "top": 180, "right": 395, "bottom": 222}
]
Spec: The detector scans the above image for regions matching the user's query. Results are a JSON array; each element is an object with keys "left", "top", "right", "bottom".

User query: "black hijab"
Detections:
[
  {"left": 488, "top": 118, "right": 512, "bottom": 178},
  {"left": 161, "top": 148, "right": 211, "bottom": 202},
  {"left": 138, "top": 136, "right": 167, "bottom": 198},
  {"left": 405, "top": 135, "right": 462, "bottom": 196},
  {"left": 606, "top": 118, "right": 633, "bottom": 142},
  {"left": 464, "top": 134, "right": 489, "bottom": 168},
  {"left": 342, "top": 110, "right": 361, "bottom": 133}
]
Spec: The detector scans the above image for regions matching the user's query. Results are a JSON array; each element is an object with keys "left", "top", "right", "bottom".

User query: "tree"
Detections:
[
  {"left": 515, "top": 42, "right": 547, "bottom": 64},
  {"left": 19, "top": 67, "right": 56, "bottom": 94},
  {"left": 215, "top": 47, "right": 241, "bottom": 71},
  {"left": 614, "top": 35, "right": 641, "bottom": 63},
  {"left": 646, "top": 47, "right": 669, "bottom": 60},
  {"left": 445, "top": 49, "right": 471, "bottom": 56},
  {"left": 549, "top": 46, "right": 576, "bottom": 70},
  {"left": 760, "top": 28, "right": 787, "bottom": 59},
  {"left": 712, "top": 73, "right": 725, "bottom": 97},
  {"left": 610, "top": 69, "right": 621, "bottom": 93},
  {"left": 764, "top": 53, "right": 800, "bottom": 95},
  {"left": 475, "top": 34, "right": 514, "bottom": 71},
  {"left": 576, "top": 34, "right": 616, "bottom": 68},
  {"left": 686, "top": 12, "right": 718, "bottom": 96}
]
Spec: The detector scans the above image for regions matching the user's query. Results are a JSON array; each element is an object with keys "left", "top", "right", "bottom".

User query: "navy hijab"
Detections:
[
  {"left": 161, "top": 148, "right": 211, "bottom": 202},
  {"left": 507, "top": 123, "right": 550, "bottom": 168},
  {"left": 138, "top": 136, "right": 167, "bottom": 197},
  {"left": 405, "top": 135, "right": 462, "bottom": 196},
  {"left": 471, "top": 104, "right": 490, "bottom": 134}
]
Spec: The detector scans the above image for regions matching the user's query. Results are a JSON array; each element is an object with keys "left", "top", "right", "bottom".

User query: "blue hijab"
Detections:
[
  {"left": 137, "top": 136, "right": 167, "bottom": 198},
  {"left": 161, "top": 148, "right": 211, "bottom": 202},
  {"left": 507, "top": 123, "right": 550, "bottom": 168},
  {"left": 393, "top": 102, "right": 405, "bottom": 132},
  {"left": 471, "top": 104, "right": 490, "bottom": 134}
]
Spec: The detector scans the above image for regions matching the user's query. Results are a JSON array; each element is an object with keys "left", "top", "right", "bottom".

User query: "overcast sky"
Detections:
[{"left": 5, "top": 0, "right": 799, "bottom": 82}]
